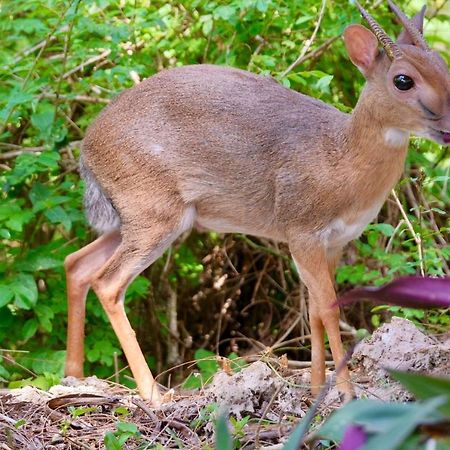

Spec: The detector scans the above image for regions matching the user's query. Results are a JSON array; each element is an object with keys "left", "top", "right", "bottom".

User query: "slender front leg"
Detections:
[{"left": 291, "top": 242, "right": 353, "bottom": 398}]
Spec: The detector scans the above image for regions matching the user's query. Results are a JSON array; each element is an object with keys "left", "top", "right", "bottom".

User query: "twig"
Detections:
[
  {"left": 237, "top": 235, "right": 290, "bottom": 261},
  {"left": 254, "top": 384, "right": 284, "bottom": 448},
  {"left": 113, "top": 352, "right": 119, "bottom": 384},
  {"left": 442, "top": 167, "right": 449, "bottom": 198},
  {"left": 385, "top": 219, "right": 405, "bottom": 254},
  {"left": 161, "top": 244, "right": 180, "bottom": 367},
  {"left": 166, "top": 284, "right": 179, "bottom": 367},
  {"left": 259, "top": 445, "right": 283, "bottom": 450},
  {"left": 0, "top": 140, "right": 81, "bottom": 160},
  {"left": 0, "top": 414, "right": 16, "bottom": 426},
  {"left": 251, "top": 257, "right": 271, "bottom": 302},
  {"left": 414, "top": 184, "right": 450, "bottom": 275},
  {"left": 391, "top": 189, "right": 425, "bottom": 276},
  {"left": 40, "top": 92, "right": 110, "bottom": 104},
  {"left": 245, "top": 354, "right": 335, "bottom": 369},
  {"left": 279, "top": 0, "right": 328, "bottom": 78},
  {"left": 63, "top": 49, "right": 111, "bottom": 79},
  {"left": 273, "top": 313, "right": 302, "bottom": 348},
  {"left": 132, "top": 397, "right": 159, "bottom": 421},
  {"left": 0, "top": 146, "right": 46, "bottom": 159},
  {"left": 134, "top": 401, "right": 202, "bottom": 446}
]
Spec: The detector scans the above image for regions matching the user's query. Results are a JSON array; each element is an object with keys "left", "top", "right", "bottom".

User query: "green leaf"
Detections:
[
  {"left": 104, "top": 433, "right": 122, "bottom": 450},
  {"left": 295, "top": 14, "right": 315, "bottom": 25},
  {"left": 44, "top": 206, "right": 72, "bottom": 230},
  {"left": 389, "top": 370, "right": 450, "bottom": 417},
  {"left": 31, "top": 106, "right": 54, "bottom": 135},
  {"left": 113, "top": 406, "right": 130, "bottom": 417},
  {"left": 30, "top": 350, "right": 65, "bottom": 375},
  {"left": 0, "top": 285, "right": 14, "bottom": 308},
  {"left": 116, "top": 422, "right": 138, "bottom": 434},
  {"left": 362, "top": 397, "right": 446, "bottom": 450},
  {"left": 0, "top": 363, "right": 11, "bottom": 381},
  {"left": 182, "top": 372, "right": 202, "bottom": 389},
  {"left": 367, "top": 223, "right": 396, "bottom": 237},
  {"left": 11, "top": 274, "right": 38, "bottom": 309},
  {"left": 200, "top": 14, "right": 213, "bottom": 36},
  {"left": 318, "top": 399, "right": 442, "bottom": 442},
  {"left": 228, "top": 352, "right": 246, "bottom": 372},
  {"left": 283, "top": 398, "right": 319, "bottom": 450},
  {"left": 214, "top": 5, "right": 236, "bottom": 21},
  {"left": 0, "top": 203, "right": 34, "bottom": 232},
  {"left": 195, "top": 348, "right": 219, "bottom": 376},
  {"left": 315, "top": 74, "right": 333, "bottom": 93},
  {"left": 215, "top": 414, "right": 232, "bottom": 450},
  {"left": 22, "top": 319, "right": 38, "bottom": 340},
  {"left": 16, "top": 254, "right": 62, "bottom": 272},
  {"left": 37, "top": 151, "right": 60, "bottom": 170},
  {"left": 0, "top": 229, "right": 11, "bottom": 239},
  {"left": 255, "top": 0, "right": 270, "bottom": 12}
]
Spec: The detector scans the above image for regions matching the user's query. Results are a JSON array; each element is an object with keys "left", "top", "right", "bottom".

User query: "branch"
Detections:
[
  {"left": 63, "top": 49, "right": 111, "bottom": 79},
  {"left": 0, "top": 140, "right": 81, "bottom": 160},
  {"left": 391, "top": 189, "right": 425, "bottom": 276},
  {"left": 40, "top": 93, "right": 110, "bottom": 104},
  {"left": 280, "top": 0, "right": 328, "bottom": 78}
]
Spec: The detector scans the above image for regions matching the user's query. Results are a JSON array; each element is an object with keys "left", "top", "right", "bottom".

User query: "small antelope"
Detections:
[{"left": 64, "top": 1, "right": 450, "bottom": 405}]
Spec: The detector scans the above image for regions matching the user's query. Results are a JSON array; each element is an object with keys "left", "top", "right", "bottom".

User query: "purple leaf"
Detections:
[
  {"left": 337, "top": 276, "right": 450, "bottom": 309},
  {"left": 339, "top": 425, "right": 367, "bottom": 450}
]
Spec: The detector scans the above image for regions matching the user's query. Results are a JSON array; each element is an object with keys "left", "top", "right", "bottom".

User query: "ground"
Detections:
[{"left": 0, "top": 317, "right": 449, "bottom": 449}]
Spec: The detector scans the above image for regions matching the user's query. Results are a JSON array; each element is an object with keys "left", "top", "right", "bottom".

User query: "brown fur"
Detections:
[{"left": 65, "top": 5, "right": 450, "bottom": 405}]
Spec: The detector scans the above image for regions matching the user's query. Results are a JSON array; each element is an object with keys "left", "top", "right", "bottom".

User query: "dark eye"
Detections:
[{"left": 393, "top": 74, "right": 414, "bottom": 91}]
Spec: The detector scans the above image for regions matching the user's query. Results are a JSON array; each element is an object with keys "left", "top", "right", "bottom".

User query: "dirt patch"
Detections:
[
  {"left": 352, "top": 317, "right": 450, "bottom": 401},
  {"left": 1, "top": 317, "right": 448, "bottom": 448}
]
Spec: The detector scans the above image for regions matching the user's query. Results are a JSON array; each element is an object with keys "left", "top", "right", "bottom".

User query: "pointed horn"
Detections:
[
  {"left": 388, "top": 0, "right": 429, "bottom": 50},
  {"left": 355, "top": 1, "right": 403, "bottom": 60}
]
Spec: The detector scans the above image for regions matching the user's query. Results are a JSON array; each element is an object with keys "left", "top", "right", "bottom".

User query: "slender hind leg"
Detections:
[
  {"left": 90, "top": 207, "right": 194, "bottom": 405},
  {"left": 291, "top": 242, "right": 352, "bottom": 398},
  {"left": 64, "top": 231, "right": 122, "bottom": 377}
]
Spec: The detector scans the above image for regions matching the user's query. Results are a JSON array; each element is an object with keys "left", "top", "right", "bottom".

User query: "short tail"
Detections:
[{"left": 79, "top": 156, "right": 121, "bottom": 234}]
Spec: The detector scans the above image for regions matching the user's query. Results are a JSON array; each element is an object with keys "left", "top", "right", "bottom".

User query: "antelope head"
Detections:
[{"left": 344, "top": 0, "right": 450, "bottom": 146}]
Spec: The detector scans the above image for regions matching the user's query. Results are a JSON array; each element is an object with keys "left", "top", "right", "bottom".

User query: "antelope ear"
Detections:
[
  {"left": 344, "top": 24, "right": 380, "bottom": 77},
  {"left": 396, "top": 5, "right": 426, "bottom": 45}
]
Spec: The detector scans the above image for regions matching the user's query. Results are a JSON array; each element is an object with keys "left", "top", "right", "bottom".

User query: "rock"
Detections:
[
  {"left": 208, "top": 361, "right": 306, "bottom": 420},
  {"left": 353, "top": 317, "right": 450, "bottom": 379}
]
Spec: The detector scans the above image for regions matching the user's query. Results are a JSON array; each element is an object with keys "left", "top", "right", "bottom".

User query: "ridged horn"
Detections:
[
  {"left": 388, "top": 0, "right": 429, "bottom": 50},
  {"left": 355, "top": 1, "right": 403, "bottom": 60}
]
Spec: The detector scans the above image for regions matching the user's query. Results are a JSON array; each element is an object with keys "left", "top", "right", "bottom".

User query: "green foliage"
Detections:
[
  {"left": 183, "top": 349, "right": 244, "bottom": 389},
  {"left": 68, "top": 405, "right": 100, "bottom": 418},
  {"left": 0, "top": 0, "right": 448, "bottom": 385},
  {"left": 215, "top": 413, "right": 233, "bottom": 450},
  {"left": 190, "top": 403, "right": 220, "bottom": 431},
  {"left": 183, "top": 348, "right": 219, "bottom": 389},
  {"left": 104, "top": 421, "right": 141, "bottom": 450},
  {"left": 389, "top": 370, "right": 450, "bottom": 417}
]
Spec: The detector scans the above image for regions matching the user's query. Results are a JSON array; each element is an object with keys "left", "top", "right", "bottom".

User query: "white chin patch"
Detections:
[
  {"left": 151, "top": 144, "right": 164, "bottom": 156},
  {"left": 384, "top": 128, "right": 410, "bottom": 147}
]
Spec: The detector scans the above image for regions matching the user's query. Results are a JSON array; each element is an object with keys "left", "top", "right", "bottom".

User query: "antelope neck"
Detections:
[{"left": 345, "top": 93, "right": 410, "bottom": 156}]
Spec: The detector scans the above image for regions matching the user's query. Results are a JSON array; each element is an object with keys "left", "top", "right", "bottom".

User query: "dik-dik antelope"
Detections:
[{"left": 64, "top": 1, "right": 450, "bottom": 405}]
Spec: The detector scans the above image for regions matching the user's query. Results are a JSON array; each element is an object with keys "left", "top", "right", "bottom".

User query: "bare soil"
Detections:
[{"left": 1, "top": 317, "right": 448, "bottom": 449}]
